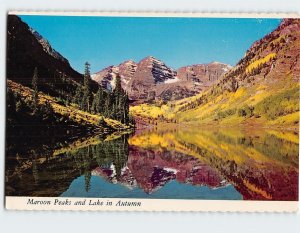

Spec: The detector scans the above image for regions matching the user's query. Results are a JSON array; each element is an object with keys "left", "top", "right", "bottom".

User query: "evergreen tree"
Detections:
[
  {"left": 104, "top": 93, "right": 113, "bottom": 118},
  {"left": 40, "top": 100, "right": 54, "bottom": 121},
  {"left": 91, "top": 87, "right": 104, "bottom": 113},
  {"left": 123, "top": 93, "right": 129, "bottom": 124},
  {"left": 32, "top": 156, "right": 39, "bottom": 184},
  {"left": 103, "top": 95, "right": 109, "bottom": 117},
  {"left": 91, "top": 95, "right": 97, "bottom": 113},
  {"left": 111, "top": 74, "right": 130, "bottom": 123},
  {"left": 73, "top": 86, "right": 82, "bottom": 106},
  {"left": 84, "top": 170, "right": 91, "bottom": 192},
  {"left": 32, "top": 67, "right": 39, "bottom": 113},
  {"left": 82, "top": 62, "right": 92, "bottom": 112},
  {"left": 114, "top": 73, "right": 123, "bottom": 94},
  {"left": 85, "top": 72, "right": 134, "bottom": 127}
]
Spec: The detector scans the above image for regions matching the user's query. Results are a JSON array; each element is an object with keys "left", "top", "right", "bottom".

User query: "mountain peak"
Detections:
[
  {"left": 134, "top": 56, "right": 176, "bottom": 81},
  {"left": 141, "top": 55, "right": 158, "bottom": 62},
  {"left": 119, "top": 59, "right": 137, "bottom": 66},
  {"left": 210, "top": 61, "right": 222, "bottom": 64},
  {"left": 209, "top": 61, "right": 232, "bottom": 67}
]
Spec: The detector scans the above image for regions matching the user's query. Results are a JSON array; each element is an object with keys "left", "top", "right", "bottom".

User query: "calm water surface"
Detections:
[{"left": 6, "top": 127, "right": 299, "bottom": 200}]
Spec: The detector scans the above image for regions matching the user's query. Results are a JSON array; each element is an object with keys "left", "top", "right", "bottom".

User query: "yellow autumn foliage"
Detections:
[
  {"left": 7, "top": 80, "right": 128, "bottom": 130},
  {"left": 246, "top": 53, "right": 276, "bottom": 74}
]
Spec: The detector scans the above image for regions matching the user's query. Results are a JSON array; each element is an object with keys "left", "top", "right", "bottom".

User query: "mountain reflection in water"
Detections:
[{"left": 6, "top": 127, "right": 299, "bottom": 200}]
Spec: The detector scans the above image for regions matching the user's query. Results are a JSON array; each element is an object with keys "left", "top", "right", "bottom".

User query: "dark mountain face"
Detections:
[
  {"left": 92, "top": 56, "right": 231, "bottom": 103},
  {"left": 7, "top": 15, "right": 83, "bottom": 87}
]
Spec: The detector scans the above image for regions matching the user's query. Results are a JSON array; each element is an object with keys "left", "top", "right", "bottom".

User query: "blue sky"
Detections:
[{"left": 19, "top": 15, "right": 281, "bottom": 73}]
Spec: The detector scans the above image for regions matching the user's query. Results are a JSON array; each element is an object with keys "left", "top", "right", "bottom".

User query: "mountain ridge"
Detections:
[
  {"left": 7, "top": 15, "right": 83, "bottom": 86},
  {"left": 92, "top": 56, "right": 231, "bottom": 102}
]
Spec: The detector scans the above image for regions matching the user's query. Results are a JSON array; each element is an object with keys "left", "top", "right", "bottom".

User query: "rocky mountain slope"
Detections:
[
  {"left": 92, "top": 56, "right": 231, "bottom": 103},
  {"left": 7, "top": 15, "right": 83, "bottom": 86},
  {"left": 214, "top": 18, "right": 300, "bottom": 93},
  {"left": 91, "top": 60, "right": 137, "bottom": 91},
  {"left": 177, "top": 62, "right": 232, "bottom": 91},
  {"left": 6, "top": 15, "right": 92, "bottom": 105}
]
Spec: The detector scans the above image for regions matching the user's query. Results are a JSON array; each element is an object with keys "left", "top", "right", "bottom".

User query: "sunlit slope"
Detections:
[
  {"left": 130, "top": 19, "right": 300, "bottom": 129},
  {"left": 7, "top": 79, "right": 129, "bottom": 130}
]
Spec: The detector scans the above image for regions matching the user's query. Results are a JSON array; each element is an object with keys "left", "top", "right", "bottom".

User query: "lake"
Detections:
[{"left": 6, "top": 126, "right": 299, "bottom": 200}]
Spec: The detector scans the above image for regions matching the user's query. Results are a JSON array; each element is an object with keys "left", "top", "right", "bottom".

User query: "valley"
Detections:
[{"left": 5, "top": 15, "right": 299, "bottom": 201}]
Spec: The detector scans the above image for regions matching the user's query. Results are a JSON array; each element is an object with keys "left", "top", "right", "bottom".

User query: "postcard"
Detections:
[{"left": 5, "top": 12, "right": 299, "bottom": 211}]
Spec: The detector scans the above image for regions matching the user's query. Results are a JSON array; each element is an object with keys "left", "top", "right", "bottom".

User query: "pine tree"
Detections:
[
  {"left": 112, "top": 74, "right": 128, "bottom": 123},
  {"left": 114, "top": 73, "right": 122, "bottom": 94},
  {"left": 41, "top": 100, "right": 54, "bottom": 121},
  {"left": 32, "top": 67, "right": 39, "bottom": 113},
  {"left": 90, "top": 72, "right": 134, "bottom": 126},
  {"left": 82, "top": 62, "right": 92, "bottom": 112},
  {"left": 91, "top": 95, "right": 97, "bottom": 113},
  {"left": 123, "top": 93, "right": 129, "bottom": 124},
  {"left": 73, "top": 86, "right": 82, "bottom": 106},
  {"left": 84, "top": 170, "right": 91, "bottom": 192},
  {"left": 104, "top": 94, "right": 111, "bottom": 117},
  {"left": 98, "top": 87, "right": 104, "bottom": 113},
  {"left": 91, "top": 87, "right": 104, "bottom": 113}
]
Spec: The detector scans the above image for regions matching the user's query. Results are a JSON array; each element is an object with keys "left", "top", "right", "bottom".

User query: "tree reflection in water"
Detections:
[{"left": 5, "top": 127, "right": 299, "bottom": 200}]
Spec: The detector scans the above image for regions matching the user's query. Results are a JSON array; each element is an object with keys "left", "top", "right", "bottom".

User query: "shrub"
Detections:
[
  {"left": 254, "top": 87, "right": 299, "bottom": 120},
  {"left": 216, "top": 108, "right": 237, "bottom": 120},
  {"left": 238, "top": 105, "right": 254, "bottom": 117}
]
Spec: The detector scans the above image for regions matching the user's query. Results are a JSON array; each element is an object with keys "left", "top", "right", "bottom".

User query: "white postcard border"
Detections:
[
  {"left": 5, "top": 197, "right": 298, "bottom": 212},
  {"left": 5, "top": 11, "right": 299, "bottom": 212},
  {"left": 7, "top": 11, "right": 300, "bottom": 18}
]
